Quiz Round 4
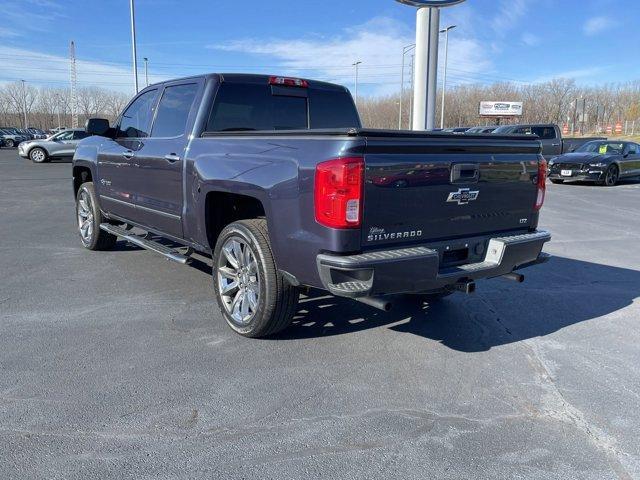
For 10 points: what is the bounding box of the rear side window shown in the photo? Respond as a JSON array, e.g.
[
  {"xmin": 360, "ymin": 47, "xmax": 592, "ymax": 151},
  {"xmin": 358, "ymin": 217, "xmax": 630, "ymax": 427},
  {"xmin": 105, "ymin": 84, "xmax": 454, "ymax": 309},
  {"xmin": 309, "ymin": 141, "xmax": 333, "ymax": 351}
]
[
  {"xmin": 152, "ymin": 83, "xmax": 199, "ymax": 137},
  {"xmin": 118, "ymin": 89, "xmax": 157, "ymax": 138},
  {"xmin": 532, "ymin": 126, "xmax": 556, "ymax": 139},
  {"xmin": 207, "ymin": 83, "xmax": 307, "ymax": 132}
]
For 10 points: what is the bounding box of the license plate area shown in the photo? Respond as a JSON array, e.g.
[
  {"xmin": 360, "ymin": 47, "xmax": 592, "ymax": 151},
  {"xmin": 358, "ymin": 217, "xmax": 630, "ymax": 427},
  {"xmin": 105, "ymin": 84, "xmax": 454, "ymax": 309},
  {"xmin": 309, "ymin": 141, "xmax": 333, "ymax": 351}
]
[{"xmin": 561, "ymin": 169, "xmax": 572, "ymax": 177}]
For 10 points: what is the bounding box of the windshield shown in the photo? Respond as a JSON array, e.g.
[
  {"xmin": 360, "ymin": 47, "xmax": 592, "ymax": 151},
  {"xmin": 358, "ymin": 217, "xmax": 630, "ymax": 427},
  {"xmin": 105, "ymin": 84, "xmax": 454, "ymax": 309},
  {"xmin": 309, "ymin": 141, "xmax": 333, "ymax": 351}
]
[{"xmin": 577, "ymin": 141, "xmax": 625, "ymax": 154}]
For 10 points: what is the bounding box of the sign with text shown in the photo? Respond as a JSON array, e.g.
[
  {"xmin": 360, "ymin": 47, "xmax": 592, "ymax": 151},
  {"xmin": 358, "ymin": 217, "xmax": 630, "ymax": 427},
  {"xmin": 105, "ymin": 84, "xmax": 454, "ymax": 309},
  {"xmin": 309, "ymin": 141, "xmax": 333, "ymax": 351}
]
[{"xmin": 479, "ymin": 101, "xmax": 523, "ymax": 117}]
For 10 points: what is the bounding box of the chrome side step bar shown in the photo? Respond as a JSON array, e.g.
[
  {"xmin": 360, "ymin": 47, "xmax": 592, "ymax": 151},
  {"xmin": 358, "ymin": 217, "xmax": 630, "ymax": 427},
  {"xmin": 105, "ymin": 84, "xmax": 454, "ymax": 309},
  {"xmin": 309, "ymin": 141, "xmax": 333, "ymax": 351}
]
[{"xmin": 99, "ymin": 223, "xmax": 191, "ymax": 265}]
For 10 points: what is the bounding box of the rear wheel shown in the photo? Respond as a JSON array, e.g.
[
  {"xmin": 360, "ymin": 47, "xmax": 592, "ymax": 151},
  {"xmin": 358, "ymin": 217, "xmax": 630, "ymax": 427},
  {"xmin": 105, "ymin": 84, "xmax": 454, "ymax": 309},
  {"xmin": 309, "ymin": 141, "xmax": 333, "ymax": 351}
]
[
  {"xmin": 213, "ymin": 219, "xmax": 299, "ymax": 338},
  {"xmin": 76, "ymin": 182, "xmax": 117, "ymax": 250},
  {"xmin": 603, "ymin": 165, "xmax": 619, "ymax": 186},
  {"xmin": 550, "ymin": 179, "xmax": 564, "ymax": 184},
  {"xmin": 29, "ymin": 147, "xmax": 48, "ymax": 163}
]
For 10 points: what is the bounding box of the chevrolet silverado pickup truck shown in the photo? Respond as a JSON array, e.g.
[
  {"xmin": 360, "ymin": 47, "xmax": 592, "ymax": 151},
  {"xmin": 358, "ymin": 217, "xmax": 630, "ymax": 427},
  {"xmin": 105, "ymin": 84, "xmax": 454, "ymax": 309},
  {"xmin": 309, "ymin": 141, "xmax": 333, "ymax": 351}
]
[{"xmin": 73, "ymin": 73, "xmax": 551, "ymax": 338}]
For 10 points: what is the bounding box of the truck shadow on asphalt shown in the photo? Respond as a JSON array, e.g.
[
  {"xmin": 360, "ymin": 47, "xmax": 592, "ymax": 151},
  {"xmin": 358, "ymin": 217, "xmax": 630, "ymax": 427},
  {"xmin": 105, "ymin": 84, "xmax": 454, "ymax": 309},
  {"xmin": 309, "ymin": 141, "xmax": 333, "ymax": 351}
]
[{"xmin": 276, "ymin": 256, "xmax": 640, "ymax": 352}]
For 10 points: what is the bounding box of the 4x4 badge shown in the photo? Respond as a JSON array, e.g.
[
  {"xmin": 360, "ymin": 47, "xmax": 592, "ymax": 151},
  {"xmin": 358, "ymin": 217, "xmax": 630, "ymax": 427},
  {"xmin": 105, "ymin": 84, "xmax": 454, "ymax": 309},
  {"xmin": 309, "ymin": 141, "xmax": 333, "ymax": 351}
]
[{"xmin": 447, "ymin": 188, "xmax": 479, "ymax": 205}]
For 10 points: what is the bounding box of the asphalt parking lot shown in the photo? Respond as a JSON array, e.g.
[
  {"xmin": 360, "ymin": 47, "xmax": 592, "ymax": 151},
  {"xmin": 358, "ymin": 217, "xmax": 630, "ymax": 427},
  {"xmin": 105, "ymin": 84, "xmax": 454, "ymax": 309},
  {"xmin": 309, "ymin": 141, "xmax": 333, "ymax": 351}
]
[{"xmin": 1, "ymin": 148, "xmax": 640, "ymax": 480}]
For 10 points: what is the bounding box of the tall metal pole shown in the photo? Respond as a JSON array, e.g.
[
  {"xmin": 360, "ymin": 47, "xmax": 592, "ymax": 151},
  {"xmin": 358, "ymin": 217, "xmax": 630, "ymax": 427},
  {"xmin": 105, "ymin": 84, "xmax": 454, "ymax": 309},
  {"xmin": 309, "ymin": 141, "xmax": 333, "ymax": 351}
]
[
  {"xmin": 130, "ymin": 0, "xmax": 139, "ymax": 94},
  {"xmin": 439, "ymin": 25, "xmax": 456, "ymax": 129},
  {"xmin": 399, "ymin": 44, "xmax": 415, "ymax": 130},
  {"xmin": 54, "ymin": 93, "xmax": 61, "ymax": 128},
  {"xmin": 143, "ymin": 57, "xmax": 149, "ymax": 87},
  {"xmin": 412, "ymin": 7, "xmax": 440, "ymax": 130},
  {"xmin": 353, "ymin": 61, "xmax": 362, "ymax": 106},
  {"xmin": 21, "ymin": 80, "xmax": 28, "ymax": 128},
  {"xmin": 409, "ymin": 54, "xmax": 415, "ymax": 126}
]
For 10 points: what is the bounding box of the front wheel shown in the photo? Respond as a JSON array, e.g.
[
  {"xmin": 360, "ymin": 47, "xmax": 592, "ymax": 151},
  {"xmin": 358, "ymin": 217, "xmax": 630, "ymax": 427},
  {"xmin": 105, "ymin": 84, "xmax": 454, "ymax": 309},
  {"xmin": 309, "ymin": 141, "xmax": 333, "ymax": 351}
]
[
  {"xmin": 6, "ymin": 139, "xmax": 15, "ymax": 148},
  {"xmin": 76, "ymin": 183, "xmax": 117, "ymax": 250},
  {"xmin": 603, "ymin": 165, "xmax": 619, "ymax": 186},
  {"xmin": 212, "ymin": 219, "xmax": 299, "ymax": 338},
  {"xmin": 29, "ymin": 147, "xmax": 48, "ymax": 163}
]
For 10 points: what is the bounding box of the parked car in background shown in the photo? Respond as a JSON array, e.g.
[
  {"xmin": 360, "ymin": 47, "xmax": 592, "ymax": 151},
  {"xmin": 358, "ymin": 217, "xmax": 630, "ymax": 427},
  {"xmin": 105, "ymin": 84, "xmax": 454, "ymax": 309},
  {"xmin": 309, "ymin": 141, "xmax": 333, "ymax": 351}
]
[
  {"xmin": 443, "ymin": 127, "xmax": 471, "ymax": 134},
  {"xmin": 27, "ymin": 128, "xmax": 48, "ymax": 139},
  {"xmin": 492, "ymin": 124, "xmax": 605, "ymax": 159},
  {"xmin": 18, "ymin": 128, "xmax": 90, "ymax": 163},
  {"xmin": 548, "ymin": 140, "xmax": 640, "ymax": 186},
  {"xmin": 72, "ymin": 73, "xmax": 550, "ymax": 338},
  {"xmin": 49, "ymin": 126, "xmax": 68, "ymax": 135},
  {"xmin": 0, "ymin": 128, "xmax": 28, "ymax": 147},
  {"xmin": 466, "ymin": 126, "xmax": 497, "ymax": 134}
]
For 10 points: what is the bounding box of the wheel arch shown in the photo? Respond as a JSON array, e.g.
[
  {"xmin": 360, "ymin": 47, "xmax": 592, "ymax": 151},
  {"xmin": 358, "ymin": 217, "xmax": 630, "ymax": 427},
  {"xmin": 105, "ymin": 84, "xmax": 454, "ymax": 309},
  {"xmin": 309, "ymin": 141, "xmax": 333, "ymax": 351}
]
[{"xmin": 73, "ymin": 162, "xmax": 95, "ymax": 197}]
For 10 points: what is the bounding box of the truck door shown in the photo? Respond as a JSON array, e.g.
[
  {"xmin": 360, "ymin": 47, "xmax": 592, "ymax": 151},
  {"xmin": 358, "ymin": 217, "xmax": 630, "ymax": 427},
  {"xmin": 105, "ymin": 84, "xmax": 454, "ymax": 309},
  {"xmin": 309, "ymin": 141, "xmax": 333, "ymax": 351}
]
[
  {"xmin": 124, "ymin": 80, "xmax": 201, "ymax": 238},
  {"xmin": 96, "ymin": 88, "xmax": 159, "ymax": 221},
  {"xmin": 532, "ymin": 126, "xmax": 561, "ymax": 158}
]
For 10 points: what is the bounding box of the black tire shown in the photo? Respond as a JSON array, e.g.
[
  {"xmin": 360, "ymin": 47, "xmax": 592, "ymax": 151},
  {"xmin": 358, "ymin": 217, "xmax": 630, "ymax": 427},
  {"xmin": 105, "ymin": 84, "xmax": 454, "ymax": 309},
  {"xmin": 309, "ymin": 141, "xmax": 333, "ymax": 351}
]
[
  {"xmin": 29, "ymin": 147, "xmax": 48, "ymax": 163},
  {"xmin": 603, "ymin": 165, "xmax": 619, "ymax": 187},
  {"xmin": 212, "ymin": 219, "xmax": 299, "ymax": 338},
  {"xmin": 6, "ymin": 139, "xmax": 15, "ymax": 148},
  {"xmin": 76, "ymin": 182, "xmax": 117, "ymax": 251},
  {"xmin": 550, "ymin": 179, "xmax": 564, "ymax": 184}
]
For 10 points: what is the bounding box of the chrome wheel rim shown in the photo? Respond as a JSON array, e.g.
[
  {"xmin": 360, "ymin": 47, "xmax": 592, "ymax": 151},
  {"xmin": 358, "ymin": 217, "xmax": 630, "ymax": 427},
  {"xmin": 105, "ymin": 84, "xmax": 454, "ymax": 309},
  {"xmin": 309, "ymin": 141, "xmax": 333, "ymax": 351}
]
[
  {"xmin": 31, "ymin": 149, "xmax": 45, "ymax": 162},
  {"xmin": 217, "ymin": 237, "xmax": 260, "ymax": 325},
  {"xmin": 77, "ymin": 190, "xmax": 94, "ymax": 244}
]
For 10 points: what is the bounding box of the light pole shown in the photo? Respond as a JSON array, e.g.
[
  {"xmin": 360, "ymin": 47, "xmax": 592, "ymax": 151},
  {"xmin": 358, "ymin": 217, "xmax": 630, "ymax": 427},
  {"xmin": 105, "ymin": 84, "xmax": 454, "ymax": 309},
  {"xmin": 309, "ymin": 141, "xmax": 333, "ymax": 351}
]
[
  {"xmin": 352, "ymin": 61, "xmax": 362, "ymax": 106},
  {"xmin": 143, "ymin": 57, "xmax": 149, "ymax": 87},
  {"xmin": 439, "ymin": 24, "xmax": 456, "ymax": 129},
  {"xmin": 130, "ymin": 0, "xmax": 139, "ymax": 93},
  {"xmin": 395, "ymin": 0, "xmax": 466, "ymax": 130},
  {"xmin": 21, "ymin": 79, "xmax": 28, "ymax": 129},
  {"xmin": 399, "ymin": 43, "xmax": 416, "ymax": 130}
]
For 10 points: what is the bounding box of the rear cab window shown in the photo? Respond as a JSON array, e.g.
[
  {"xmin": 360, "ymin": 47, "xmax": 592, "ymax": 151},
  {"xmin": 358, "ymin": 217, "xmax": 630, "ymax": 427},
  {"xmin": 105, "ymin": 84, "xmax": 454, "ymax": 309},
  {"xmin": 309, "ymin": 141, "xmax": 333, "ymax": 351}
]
[{"xmin": 205, "ymin": 79, "xmax": 361, "ymax": 132}]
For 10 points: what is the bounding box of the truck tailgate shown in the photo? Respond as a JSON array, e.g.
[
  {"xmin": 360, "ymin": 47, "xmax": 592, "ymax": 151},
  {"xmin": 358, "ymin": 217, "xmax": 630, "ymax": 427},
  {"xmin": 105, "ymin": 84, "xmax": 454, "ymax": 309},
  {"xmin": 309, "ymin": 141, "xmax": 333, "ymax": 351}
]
[{"xmin": 362, "ymin": 136, "xmax": 542, "ymax": 246}]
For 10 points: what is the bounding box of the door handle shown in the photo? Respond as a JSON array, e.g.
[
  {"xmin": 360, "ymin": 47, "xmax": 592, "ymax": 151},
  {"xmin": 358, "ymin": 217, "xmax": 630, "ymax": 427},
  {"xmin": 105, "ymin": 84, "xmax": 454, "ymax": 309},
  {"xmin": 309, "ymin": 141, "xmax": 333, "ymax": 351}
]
[
  {"xmin": 551, "ymin": 143, "xmax": 560, "ymax": 147},
  {"xmin": 122, "ymin": 150, "xmax": 134, "ymax": 160},
  {"xmin": 164, "ymin": 153, "xmax": 181, "ymax": 163}
]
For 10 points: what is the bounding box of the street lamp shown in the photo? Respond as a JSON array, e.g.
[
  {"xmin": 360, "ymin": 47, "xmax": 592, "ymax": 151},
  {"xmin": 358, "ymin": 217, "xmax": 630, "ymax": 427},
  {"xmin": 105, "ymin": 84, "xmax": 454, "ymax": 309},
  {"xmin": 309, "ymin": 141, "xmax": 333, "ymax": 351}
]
[
  {"xmin": 439, "ymin": 24, "xmax": 456, "ymax": 129},
  {"xmin": 399, "ymin": 43, "xmax": 416, "ymax": 130},
  {"xmin": 129, "ymin": 0, "xmax": 139, "ymax": 93},
  {"xmin": 395, "ymin": 0, "xmax": 466, "ymax": 130},
  {"xmin": 143, "ymin": 57, "xmax": 149, "ymax": 87},
  {"xmin": 352, "ymin": 61, "xmax": 363, "ymax": 106}
]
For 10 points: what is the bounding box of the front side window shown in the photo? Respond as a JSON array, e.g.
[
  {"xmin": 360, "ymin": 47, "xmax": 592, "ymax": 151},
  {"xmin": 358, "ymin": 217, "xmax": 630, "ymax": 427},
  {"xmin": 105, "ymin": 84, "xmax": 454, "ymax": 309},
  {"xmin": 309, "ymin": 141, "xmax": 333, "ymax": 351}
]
[
  {"xmin": 152, "ymin": 83, "xmax": 199, "ymax": 138},
  {"xmin": 55, "ymin": 131, "xmax": 74, "ymax": 141},
  {"xmin": 118, "ymin": 89, "xmax": 158, "ymax": 138},
  {"xmin": 532, "ymin": 127, "xmax": 556, "ymax": 139}
]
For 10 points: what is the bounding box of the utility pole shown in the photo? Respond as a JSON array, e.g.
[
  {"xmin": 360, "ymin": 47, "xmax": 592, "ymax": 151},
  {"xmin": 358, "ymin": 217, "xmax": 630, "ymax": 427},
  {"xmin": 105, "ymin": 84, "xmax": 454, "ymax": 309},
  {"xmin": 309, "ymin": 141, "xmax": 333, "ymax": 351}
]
[
  {"xmin": 409, "ymin": 54, "xmax": 415, "ymax": 126},
  {"xmin": 130, "ymin": 0, "xmax": 139, "ymax": 93},
  {"xmin": 69, "ymin": 41, "xmax": 78, "ymax": 128},
  {"xmin": 399, "ymin": 44, "xmax": 416, "ymax": 130},
  {"xmin": 143, "ymin": 57, "xmax": 149, "ymax": 87},
  {"xmin": 20, "ymin": 80, "xmax": 28, "ymax": 129},
  {"xmin": 439, "ymin": 25, "xmax": 456, "ymax": 129},
  {"xmin": 352, "ymin": 61, "xmax": 362, "ymax": 106}
]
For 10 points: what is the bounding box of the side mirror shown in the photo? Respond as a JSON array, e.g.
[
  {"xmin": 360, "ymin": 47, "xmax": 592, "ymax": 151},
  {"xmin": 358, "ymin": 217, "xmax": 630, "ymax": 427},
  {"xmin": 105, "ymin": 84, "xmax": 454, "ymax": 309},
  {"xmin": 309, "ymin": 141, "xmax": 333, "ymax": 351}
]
[
  {"xmin": 570, "ymin": 147, "xmax": 576, "ymax": 152},
  {"xmin": 85, "ymin": 118, "xmax": 110, "ymax": 137}
]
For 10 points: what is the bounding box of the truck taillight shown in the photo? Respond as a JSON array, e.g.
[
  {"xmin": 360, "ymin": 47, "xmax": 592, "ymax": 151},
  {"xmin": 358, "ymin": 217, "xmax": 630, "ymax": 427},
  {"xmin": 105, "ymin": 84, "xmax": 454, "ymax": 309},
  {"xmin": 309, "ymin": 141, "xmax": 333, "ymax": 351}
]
[
  {"xmin": 269, "ymin": 76, "xmax": 308, "ymax": 88},
  {"xmin": 315, "ymin": 157, "xmax": 364, "ymax": 229},
  {"xmin": 534, "ymin": 159, "xmax": 547, "ymax": 211}
]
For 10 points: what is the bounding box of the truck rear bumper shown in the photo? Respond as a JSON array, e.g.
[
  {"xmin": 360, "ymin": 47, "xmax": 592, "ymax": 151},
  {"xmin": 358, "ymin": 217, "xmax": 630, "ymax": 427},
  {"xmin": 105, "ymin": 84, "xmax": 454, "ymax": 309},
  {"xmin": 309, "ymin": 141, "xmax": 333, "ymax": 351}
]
[{"xmin": 316, "ymin": 230, "xmax": 551, "ymax": 298}]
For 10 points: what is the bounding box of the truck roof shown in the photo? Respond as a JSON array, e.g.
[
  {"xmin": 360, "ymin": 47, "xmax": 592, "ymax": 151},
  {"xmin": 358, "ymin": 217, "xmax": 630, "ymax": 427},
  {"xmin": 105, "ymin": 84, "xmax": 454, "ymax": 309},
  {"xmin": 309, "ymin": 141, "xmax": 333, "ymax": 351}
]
[{"xmin": 147, "ymin": 73, "xmax": 349, "ymax": 92}]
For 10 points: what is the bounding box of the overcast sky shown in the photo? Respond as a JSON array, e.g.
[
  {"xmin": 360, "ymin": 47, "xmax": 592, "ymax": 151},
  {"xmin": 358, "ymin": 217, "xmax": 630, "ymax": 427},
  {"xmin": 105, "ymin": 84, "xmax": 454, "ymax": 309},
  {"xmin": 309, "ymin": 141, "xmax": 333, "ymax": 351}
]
[{"xmin": 1, "ymin": 0, "xmax": 638, "ymax": 96}]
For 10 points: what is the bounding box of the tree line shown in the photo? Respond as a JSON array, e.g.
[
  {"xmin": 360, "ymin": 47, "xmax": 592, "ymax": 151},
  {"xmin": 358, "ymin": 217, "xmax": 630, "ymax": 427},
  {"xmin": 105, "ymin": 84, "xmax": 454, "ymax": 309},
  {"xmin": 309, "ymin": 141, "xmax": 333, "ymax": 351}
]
[{"xmin": 1, "ymin": 78, "xmax": 639, "ymax": 133}]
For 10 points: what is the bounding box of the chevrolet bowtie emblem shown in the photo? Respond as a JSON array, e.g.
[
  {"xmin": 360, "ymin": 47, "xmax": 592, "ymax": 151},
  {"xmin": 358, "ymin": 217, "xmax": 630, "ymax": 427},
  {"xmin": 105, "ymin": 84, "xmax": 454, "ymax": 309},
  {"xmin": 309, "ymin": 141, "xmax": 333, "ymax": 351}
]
[{"xmin": 447, "ymin": 188, "xmax": 479, "ymax": 205}]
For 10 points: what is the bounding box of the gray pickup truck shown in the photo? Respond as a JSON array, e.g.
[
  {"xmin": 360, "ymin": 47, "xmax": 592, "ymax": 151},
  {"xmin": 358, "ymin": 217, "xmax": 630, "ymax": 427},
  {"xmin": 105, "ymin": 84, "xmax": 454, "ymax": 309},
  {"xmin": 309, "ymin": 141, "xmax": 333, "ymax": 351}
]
[
  {"xmin": 73, "ymin": 73, "xmax": 550, "ymax": 338},
  {"xmin": 493, "ymin": 124, "xmax": 605, "ymax": 159}
]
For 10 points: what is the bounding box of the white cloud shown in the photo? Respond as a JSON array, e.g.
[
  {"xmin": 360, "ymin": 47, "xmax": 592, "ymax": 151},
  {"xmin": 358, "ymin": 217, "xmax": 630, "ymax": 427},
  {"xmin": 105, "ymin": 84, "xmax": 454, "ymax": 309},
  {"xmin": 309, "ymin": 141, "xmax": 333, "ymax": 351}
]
[
  {"xmin": 521, "ymin": 33, "xmax": 540, "ymax": 47},
  {"xmin": 491, "ymin": 0, "xmax": 528, "ymax": 35},
  {"xmin": 0, "ymin": 27, "xmax": 21, "ymax": 38},
  {"xmin": 0, "ymin": 46, "xmax": 161, "ymax": 93},
  {"xmin": 532, "ymin": 67, "xmax": 608, "ymax": 84},
  {"xmin": 209, "ymin": 16, "xmax": 492, "ymax": 96},
  {"xmin": 583, "ymin": 16, "xmax": 615, "ymax": 36}
]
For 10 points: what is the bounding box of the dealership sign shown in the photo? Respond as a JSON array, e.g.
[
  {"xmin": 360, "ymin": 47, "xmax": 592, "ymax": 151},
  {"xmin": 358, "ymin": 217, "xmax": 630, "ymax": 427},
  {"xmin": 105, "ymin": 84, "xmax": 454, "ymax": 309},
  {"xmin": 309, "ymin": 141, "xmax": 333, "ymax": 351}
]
[
  {"xmin": 395, "ymin": 0, "xmax": 466, "ymax": 6},
  {"xmin": 479, "ymin": 101, "xmax": 523, "ymax": 117}
]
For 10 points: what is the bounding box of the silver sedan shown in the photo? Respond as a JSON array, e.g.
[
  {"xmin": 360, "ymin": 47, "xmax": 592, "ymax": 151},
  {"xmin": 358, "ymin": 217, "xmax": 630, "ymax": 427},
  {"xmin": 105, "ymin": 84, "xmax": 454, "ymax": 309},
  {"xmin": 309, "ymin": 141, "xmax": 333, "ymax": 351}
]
[{"xmin": 18, "ymin": 129, "xmax": 91, "ymax": 163}]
